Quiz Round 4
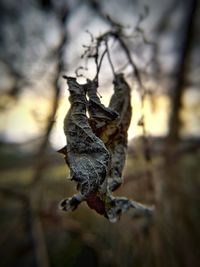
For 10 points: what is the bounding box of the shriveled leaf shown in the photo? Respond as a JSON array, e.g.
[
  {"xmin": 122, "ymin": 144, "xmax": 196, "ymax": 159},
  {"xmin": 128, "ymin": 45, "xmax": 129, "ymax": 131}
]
[
  {"xmin": 85, "ymin": 78, "xmax": 118, "ymax": 131},
  {"xmin": 107, "ymin": 73, "xmax": 132, "ymax": 191},
  {"xmin": 63, "ymin": 77, "xmax": 110, "ymax": 197},
  {"xmin": 60, "ymin": 75, "xmax": 153, "ymax": 222},
  {"xmin": 105, "ymin": 196, "xmax": 153, "ymax": 222}
]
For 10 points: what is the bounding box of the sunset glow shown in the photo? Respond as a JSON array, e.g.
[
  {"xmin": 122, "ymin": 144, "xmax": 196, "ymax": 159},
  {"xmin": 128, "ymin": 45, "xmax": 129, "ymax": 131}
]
[{"xmin": 1, "ymin": 85, "xmax": 199, "ymax": 150}]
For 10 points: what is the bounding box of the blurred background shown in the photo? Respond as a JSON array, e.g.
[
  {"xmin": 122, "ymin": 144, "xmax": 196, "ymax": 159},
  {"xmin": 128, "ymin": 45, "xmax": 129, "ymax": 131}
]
[{"xmin": 0, "ymin": 0, "xmax": 200, "ymax": 266}]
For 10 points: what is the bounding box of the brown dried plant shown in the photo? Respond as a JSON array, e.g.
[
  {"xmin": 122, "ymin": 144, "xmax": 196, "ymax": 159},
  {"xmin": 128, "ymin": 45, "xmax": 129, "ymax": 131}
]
[{"xmin": 58, "ymin": 26, "xmax": 153, "ymax": 222}]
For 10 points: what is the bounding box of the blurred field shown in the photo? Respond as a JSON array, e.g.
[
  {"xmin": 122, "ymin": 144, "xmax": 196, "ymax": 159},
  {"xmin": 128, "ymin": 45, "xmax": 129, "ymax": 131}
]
[{"xmin": 0, "ymin": 138, "xmax": 200, "ymax": 267}]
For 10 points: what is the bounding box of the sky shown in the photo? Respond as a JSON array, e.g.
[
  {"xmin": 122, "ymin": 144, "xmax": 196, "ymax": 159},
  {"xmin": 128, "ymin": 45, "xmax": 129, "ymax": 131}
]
[{"xmin": 0, "ymin": 0, "xmax": 199, "ymax": 148}]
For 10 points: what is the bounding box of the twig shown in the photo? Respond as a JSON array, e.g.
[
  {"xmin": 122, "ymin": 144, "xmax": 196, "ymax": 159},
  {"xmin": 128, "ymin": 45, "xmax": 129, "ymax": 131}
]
[
  {"xmin": 94, "ymin": 48, "xmax": 107, "ymax": 82},
  {"xmin": 105, "ymin": 39, "xmax": 115, "ymax": 77},
  {"xmin": 31, "ymin": 8, "xmax": 68, "ymax": 185}
]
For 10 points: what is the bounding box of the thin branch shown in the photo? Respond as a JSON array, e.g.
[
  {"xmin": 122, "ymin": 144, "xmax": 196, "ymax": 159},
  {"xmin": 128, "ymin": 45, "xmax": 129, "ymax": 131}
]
[
  {"xmin": 94, "ymin": 48, "xmax": 107, "ymax": 82},
  {"xmin": 113, "ymin": 32, "xmax": 143, "ymax": 88},
  {"xmin": 31, "ymin": 10, "xmax": 68, "ymax": 185},
  {"xmin": 105, "ymin": 39, "xmax": 115, "ymax": 77}
]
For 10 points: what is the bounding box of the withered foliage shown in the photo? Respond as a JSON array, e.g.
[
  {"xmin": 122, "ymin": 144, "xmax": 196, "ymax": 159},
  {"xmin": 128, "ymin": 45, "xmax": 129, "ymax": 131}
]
[
  {"xmin": 62, "ymin": 77, "xmax": 109, "ymax": 198},
  {"xmin": 86, "ymin": 78, "xmax": 118, "ymax": 132},
  {"xmin": 58, "ymin": 24, "xmax": 153, "ymax": 222},
  {"xmin": 59, "ymin": 75, "xmax": 152, "ymax": 222}
]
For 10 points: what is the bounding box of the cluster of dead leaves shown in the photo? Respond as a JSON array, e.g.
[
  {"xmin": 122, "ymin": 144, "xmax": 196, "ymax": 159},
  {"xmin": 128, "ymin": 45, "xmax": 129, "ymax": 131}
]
[{"xmin": 59, "ymin": 74, "xmax": 152, "ymax": 222}]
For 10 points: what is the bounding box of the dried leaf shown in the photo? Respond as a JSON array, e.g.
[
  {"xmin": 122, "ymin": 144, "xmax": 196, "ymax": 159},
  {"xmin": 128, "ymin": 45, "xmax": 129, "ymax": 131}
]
[
  {"xmin": 63, "ymin": 77, "xmax": 110, "ymax": 197},
  {"xmin": 59, "ymin": 75, "xmax": 153, "ymax": 222},
  {"xmin": 105, "ymin": 196, "xmax": 153, "ymax": 222},
  {"xmin": 107, "ymin": 73, "xmax": 132, "ymax": 191},
  {"xmin": 85, "ymin": 79, "xmax": 118, "ymax": 130}
]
